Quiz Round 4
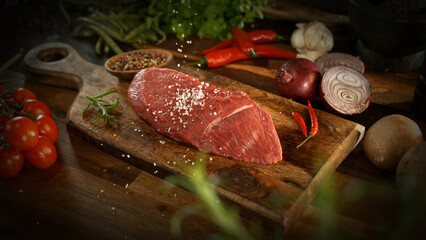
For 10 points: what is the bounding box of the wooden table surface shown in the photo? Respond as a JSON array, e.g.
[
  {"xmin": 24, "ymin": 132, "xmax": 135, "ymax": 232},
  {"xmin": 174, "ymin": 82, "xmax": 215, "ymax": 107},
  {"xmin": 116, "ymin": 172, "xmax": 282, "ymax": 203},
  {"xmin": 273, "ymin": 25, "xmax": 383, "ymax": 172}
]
[{"xmin": 1, "ymin": 1, "xmax": 425, "ymax": 239}]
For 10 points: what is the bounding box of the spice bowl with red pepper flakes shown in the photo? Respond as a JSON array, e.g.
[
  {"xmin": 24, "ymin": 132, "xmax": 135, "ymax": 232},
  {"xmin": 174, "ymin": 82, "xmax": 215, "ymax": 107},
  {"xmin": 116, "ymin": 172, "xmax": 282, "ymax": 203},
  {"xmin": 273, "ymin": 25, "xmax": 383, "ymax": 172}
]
[{"xmin": 105, "ymin": 49, "xmax": 173, "ymax": 80}]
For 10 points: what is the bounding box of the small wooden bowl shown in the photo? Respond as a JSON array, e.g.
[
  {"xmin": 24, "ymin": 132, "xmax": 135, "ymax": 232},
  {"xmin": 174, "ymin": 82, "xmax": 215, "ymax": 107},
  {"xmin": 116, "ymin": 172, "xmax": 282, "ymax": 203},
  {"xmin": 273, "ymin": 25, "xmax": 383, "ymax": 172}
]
[{"xmin": 105, "ymin": 49, "xmax": 173, "ymax": 80}]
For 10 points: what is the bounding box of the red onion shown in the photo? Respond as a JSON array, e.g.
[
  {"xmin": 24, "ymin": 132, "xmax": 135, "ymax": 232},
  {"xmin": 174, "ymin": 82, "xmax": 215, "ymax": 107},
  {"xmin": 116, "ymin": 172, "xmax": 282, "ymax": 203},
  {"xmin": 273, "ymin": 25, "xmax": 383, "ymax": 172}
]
[
  {"xmin": 320, "ymin": 66, "xmax": 371, "ymax": 116},
  {"xmin": 275, "ymin": 58, "xmax": 321, "ymax": 102},
  {"xmin": 314, "ymin": 52, "xmax": 365, "ymax": 74}
]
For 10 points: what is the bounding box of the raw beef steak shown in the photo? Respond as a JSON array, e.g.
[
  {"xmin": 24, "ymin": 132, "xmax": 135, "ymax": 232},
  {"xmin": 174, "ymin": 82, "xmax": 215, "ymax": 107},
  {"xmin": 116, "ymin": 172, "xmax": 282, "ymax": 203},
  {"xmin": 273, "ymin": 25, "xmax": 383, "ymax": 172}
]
[{"xmin": 128, "ymin": 68, "xmax": 283, "ymax": 164}]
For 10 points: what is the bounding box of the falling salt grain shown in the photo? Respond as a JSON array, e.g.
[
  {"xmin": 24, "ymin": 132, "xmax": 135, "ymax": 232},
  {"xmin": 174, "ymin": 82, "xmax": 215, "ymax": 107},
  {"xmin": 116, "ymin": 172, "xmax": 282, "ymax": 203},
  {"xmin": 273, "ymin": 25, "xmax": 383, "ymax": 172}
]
[
  {"xmin": 153, "ymin": 162, "xmax": 157, "ymax": 166},
  {"xmin": 18, "ymin": 189, "xmax": 23, "ymax": 193},
  {"xmin": 122, "ymin": 154, "xmax": 125, "ymax": 157},
  {"xmin": 112, "ymin": 206, "xmax": 116, "ymax": 211},
  {"xmin": 127, "ymin": 154, "xmax": 130, "ymax": 158},
  {"xmin": 154, "ymin": 170, "xmax": 158, "ymax": 174},
  {"xmin": 177, "ymin": 63, "xmax": 181, "ymax": 67},
  {"xmin": 100, "ymin": 189, "xmax": 104, "ymax": 193},
  {"xmin": 125, "ymin": 183, "xmax": 129, "ymax": 188},
  {"xmin": 159, "ymin": 140, "xmax": 166, "ymax": 144}
]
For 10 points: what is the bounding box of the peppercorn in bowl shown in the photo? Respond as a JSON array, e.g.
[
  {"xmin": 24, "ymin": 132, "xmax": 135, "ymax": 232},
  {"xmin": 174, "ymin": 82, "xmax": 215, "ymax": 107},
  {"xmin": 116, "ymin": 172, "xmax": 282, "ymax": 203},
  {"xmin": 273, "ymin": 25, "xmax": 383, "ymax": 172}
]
[{"xmin": 105, "ymin": 49, "xmax": 173, "ymax": 80}]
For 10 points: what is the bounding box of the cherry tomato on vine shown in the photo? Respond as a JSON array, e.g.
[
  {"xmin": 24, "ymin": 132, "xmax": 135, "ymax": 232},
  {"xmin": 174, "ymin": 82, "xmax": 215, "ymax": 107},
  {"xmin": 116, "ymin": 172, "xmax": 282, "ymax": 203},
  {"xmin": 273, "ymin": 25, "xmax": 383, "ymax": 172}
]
[
  {"xmin": 0, "ymin": 85, "xmax": 8, "ymax": 97},
  {"xmin": 12, "ymin": 88, "xmax": 37, "ymax": 105},
  {"xmin": 0, "ymin": 149, "xmax": 24, "ymax": 178},
  {"xmin": 34, "ymin": 115, "xmax": 58, "ymax": 143},
  {"xmin": 24, "ymin": 135, "xmax": 57, "ymax": 169},
  {"xmin": 22, "ymin": 99, "xmax": 52, "ymax": 117},
  {"xmin": 0, "ymin": 115, "xmax": 10, "ymax": 134},
  {"xmin": 4, "ymin": 116, "xmax": 39, "ymax": 151}
]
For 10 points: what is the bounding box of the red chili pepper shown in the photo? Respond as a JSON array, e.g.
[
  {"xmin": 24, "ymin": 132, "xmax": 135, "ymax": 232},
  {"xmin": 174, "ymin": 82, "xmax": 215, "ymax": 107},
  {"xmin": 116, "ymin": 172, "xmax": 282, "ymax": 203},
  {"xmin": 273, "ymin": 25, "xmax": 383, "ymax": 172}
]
[
  {"xmin": 202, "ymin": 30, "xmax": 282, "ymax": 55},
  {"xmin": 256, "ymin": 45, "xmax": 296, "ymax": 59},
  {"xmin": 285, "ymin": 98, "xmax": 308, "ymax": 137},
  {"xmin": 230, "ymin": 28, "xmax": 257, "ymax": 57},
  {"xmin": 297, "ymin": 100, "xmax": 318, "ymax": 148},
  {"xmin": 189, "ymin": 45, "xmax": 296, "ymax": 68}
]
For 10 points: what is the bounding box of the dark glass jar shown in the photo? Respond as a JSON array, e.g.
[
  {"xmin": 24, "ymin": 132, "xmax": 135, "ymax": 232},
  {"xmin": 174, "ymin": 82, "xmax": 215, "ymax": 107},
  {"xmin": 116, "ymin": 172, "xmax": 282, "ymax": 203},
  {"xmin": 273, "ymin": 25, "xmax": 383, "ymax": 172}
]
[{"xmin": 412, "ymin": 59, "xmax": 426, "ymax": 120}]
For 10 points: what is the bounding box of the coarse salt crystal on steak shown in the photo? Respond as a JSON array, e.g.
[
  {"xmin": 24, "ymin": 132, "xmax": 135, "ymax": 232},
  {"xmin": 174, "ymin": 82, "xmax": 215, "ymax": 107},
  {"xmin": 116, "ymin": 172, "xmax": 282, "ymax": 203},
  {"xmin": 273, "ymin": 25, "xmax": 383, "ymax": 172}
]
[{"xmin": 128, "ymin": 68, "xmax": 282, "ymax": 164}]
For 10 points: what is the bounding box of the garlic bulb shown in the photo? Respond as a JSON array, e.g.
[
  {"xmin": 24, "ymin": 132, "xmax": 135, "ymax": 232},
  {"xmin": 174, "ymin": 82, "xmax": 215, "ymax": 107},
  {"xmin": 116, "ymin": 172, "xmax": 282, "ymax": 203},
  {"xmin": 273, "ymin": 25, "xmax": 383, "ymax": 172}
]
[
  {"xmin": 296, "ymin": 51, "xmax": 327, "ymax": 62},
  {"xmin": 291, "ymin": 21, "xmax": 334, "ymax": 61}
]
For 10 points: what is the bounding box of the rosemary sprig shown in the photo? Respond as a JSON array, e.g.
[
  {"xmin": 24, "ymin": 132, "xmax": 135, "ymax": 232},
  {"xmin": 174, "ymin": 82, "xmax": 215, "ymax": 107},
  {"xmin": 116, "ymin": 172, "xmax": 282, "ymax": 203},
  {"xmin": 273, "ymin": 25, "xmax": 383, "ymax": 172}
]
[{"xmin": 82, "ymin": 90, "xmax": 119, "ymax": 124}]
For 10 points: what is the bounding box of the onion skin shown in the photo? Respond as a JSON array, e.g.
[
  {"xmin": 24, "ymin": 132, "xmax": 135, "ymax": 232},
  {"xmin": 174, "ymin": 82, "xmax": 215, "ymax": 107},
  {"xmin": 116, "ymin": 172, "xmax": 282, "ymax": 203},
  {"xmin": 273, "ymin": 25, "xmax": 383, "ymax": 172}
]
[
  {"xmin": 320, "ymin": 66, "xmax": 371, "ymax": 116},
  {"xmin": 314, "ymin": 52, "xmax": 365, "ymax": 74},
  {"xmin": 275, "ymin": 58, "xmax": 321, "ymax": 102}
]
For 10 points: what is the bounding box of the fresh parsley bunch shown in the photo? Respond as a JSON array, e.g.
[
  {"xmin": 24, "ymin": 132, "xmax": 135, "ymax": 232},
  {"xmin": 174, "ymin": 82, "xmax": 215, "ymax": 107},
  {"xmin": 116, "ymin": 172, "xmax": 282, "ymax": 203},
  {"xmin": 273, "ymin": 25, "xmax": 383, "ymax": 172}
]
[{"xmin": 150, "ymin": 0, "xmax": 273, "ymax": 40}]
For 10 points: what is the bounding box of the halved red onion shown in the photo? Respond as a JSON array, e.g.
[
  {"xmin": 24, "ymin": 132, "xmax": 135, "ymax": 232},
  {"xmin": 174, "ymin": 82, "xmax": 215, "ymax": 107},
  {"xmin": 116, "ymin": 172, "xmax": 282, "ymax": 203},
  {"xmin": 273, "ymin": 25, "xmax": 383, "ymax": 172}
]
[
  {"xmin": 315, "ymin": 52, "xmax": 365, "ymax": 74},
  {"xmin": 320, "ymin": 66, "xmax": 371, "ymax": 116}
]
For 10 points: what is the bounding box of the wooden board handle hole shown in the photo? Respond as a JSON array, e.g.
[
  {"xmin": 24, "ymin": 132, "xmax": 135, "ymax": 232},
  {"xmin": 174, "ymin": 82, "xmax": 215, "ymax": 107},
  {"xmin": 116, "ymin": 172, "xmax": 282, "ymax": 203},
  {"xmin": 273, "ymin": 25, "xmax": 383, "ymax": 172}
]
[{"xmin": 36, "ymin": 47, "xmax": 69, "ymax": 62}]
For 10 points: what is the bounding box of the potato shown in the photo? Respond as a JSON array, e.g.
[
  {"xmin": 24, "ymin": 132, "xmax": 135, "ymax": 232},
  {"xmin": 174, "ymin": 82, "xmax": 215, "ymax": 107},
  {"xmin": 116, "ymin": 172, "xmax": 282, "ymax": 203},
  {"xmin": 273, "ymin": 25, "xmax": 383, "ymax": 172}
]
[
  {"xmin": 396, "ymin": 142, "xmax": 426, "ymax": 191},
  {"xmin": 363, "ymin": 114, "xmax": 423, "ymax": 171}
]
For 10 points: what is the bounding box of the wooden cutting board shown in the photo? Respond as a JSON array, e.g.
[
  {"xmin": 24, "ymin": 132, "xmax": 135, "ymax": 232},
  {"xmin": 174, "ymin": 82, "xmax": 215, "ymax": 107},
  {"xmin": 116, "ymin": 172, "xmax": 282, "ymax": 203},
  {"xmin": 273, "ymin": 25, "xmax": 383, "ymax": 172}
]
[{"xmin": 23, "ymin": 42, "xmax": 365, "ymax": 233}]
